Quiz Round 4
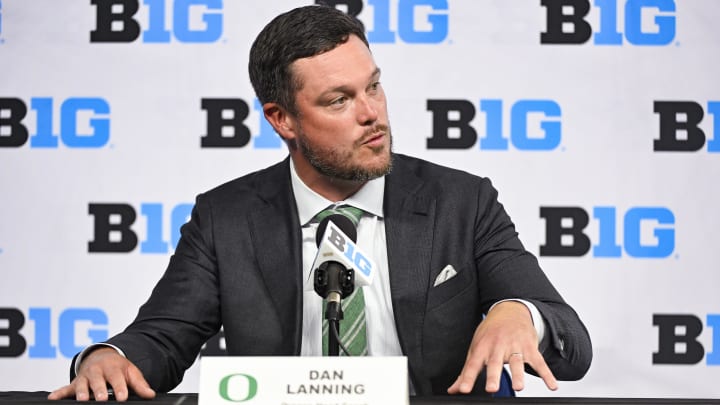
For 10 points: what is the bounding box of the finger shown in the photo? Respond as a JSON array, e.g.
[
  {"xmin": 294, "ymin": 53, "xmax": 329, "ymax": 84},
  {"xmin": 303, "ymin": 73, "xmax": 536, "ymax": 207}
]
[
  {"xmin": 538, "ymin": 365, "xmax": 558, "ymax": 390},
  {"xmin": 126, "ymin": 365, "xmax": 156, "ymax": 399},
  {"xmin": 447, "ymin": 353, "xmax": 486, "ymax": 394},
  {"xmin": 527, "ymin": 353, "xmax": 558, "ymax": 391},
  {"xmin": 47, "ymin": 384, "xmax": 79, "ymax": 401},
  {"xmin": 447, "ymin": 377, "xmax": 463, "ymax": 394},
  {"xmin": 87, "ymin": 373, "xmax": 111, "ymax": 402},
  {"xmin": 70, "ymin": 377, "xmax": 92, "ymax": 402},
  {"xmin": 106, "ymin": 370, "xmax": 131, "ymax": 402},
  {"xmin": 508, "ymin": 352, "xmax": 526, "ymax": 391},
  {"xmin": 483, "ymin": 353, "xmax": 505, "ymax": 393}
]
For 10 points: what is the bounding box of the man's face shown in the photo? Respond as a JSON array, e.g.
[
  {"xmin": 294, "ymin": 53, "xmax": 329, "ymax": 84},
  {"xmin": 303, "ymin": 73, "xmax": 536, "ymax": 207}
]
[{"xmin": 288, "ymin": 35, "xmax": 392, "ymax": 182}]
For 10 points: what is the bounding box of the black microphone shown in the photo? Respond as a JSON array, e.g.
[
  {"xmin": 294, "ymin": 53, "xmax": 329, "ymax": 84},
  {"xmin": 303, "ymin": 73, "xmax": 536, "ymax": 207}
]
[
  {"xmin": 313, "ymin": 214, "xmax": 357, "ymax": 306},
  {"xmin": 313, "ymin": 213, "xmax": 357, "ymax": 356},
  {"xmin": 315, "ymin": 213, "xmax": 357, "ymax": 246}
]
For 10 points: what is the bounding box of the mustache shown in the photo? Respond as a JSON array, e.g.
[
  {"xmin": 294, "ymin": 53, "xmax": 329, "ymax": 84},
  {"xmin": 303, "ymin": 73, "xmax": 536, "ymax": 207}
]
[{"xmin": 358, "ymin": 124, "xmax": 390, "ymax": 145}]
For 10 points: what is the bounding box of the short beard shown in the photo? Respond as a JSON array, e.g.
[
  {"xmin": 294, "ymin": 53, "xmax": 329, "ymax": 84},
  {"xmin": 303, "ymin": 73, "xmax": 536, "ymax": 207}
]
[{"xmin": 298, "ymin": 125, "xmax": 393, "ymax": 182}]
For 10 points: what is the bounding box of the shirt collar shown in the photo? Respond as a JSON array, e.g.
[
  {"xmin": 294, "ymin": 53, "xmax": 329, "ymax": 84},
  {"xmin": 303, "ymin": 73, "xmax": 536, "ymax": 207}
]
[{"xmin": 290, "ymin": 159, "xmax": 385, "ymax": 226}]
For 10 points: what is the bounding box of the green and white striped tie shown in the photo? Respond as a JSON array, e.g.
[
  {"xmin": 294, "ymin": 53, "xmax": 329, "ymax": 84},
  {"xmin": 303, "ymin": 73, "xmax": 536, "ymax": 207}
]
[{"xmin": 315, "ymin": 205, "xmax": 368, "ymax": 356}]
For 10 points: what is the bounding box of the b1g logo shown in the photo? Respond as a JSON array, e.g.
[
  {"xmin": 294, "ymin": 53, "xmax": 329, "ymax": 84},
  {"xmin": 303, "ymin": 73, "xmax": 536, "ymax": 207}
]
[
  {"xmin": 0, "ymin": 97, "xmax": 110, "ymax": 148},
  {"xmin": 88, "ymin": 202, "xmax": 193, "ymax": 253},
  {"xmin": 318, "ymin": 0, "xmax": 449, "ymax": 44},
  {"xmin": 654, "ymin": 101, "xmax": 720, "ymax": 152},
  {"xmin": 541, "ymin": 0, "xmax": 676, "ymax": 45},
  {"xmin": 654, "ymin": 314, "xmax": 719, "ymax": 365},
  {"xmin": 201, "ymin": 98, "xmax": 281, "ymax": 149},
  {"xmin": 426, "ymin": 99, "xmax": 562, "ymax": 151},
  {"xmin": 540, "ymin": 206, "xmax": 675, "ymax": 258},
  {"xmin": 0, "ymin": 308, "xmax": 108, "ymax": 358},
  {"xmin": 90, "ymin": 0, "xmax": 223, "ymax": 43}
]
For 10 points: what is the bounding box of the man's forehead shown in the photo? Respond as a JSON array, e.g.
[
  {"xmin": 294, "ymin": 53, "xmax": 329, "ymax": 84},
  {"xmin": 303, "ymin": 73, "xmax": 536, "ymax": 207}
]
[{"xmin": 291, "ymin": 39, "xmax": 376, "ymax": 80}]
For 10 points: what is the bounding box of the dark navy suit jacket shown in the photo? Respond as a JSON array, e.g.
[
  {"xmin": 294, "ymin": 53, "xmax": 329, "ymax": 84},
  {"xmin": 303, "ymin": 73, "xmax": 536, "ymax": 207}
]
[{"xmin": 84, "ymin": 154, "xmax": 591, "ymax": 395}]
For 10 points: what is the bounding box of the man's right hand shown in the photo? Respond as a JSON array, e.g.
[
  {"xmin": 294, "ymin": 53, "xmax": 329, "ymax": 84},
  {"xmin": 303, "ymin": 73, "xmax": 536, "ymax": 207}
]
[{"xmin": 47, "ymin": 347, "xmax": 156, "ymax": 402}]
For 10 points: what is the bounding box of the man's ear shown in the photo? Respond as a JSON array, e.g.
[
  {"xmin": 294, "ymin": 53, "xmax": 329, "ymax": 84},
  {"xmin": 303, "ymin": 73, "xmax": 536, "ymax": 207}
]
[{"xmin": 263, "ymin": 103, "xmax": 296, "ymax": 143}]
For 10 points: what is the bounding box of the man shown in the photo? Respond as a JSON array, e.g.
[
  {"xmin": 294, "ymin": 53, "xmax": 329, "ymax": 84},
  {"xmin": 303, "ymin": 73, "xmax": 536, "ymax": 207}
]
[{"xmin": 49, "ymin": 5, "xmax": 591, "ymax": 402}]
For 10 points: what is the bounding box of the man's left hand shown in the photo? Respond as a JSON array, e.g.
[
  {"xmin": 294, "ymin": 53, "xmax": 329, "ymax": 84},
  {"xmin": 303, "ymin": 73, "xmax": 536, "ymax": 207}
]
[{"xmin": 447, "ymin": 300, "xmax": 558, "ymax": 394}]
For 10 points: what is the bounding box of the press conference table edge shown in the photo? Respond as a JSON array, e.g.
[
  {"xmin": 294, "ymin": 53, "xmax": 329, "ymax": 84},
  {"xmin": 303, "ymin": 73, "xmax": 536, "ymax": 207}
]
[{"xmin": 2, "ymin": 392, "xmax": 720, "ymax": 404}]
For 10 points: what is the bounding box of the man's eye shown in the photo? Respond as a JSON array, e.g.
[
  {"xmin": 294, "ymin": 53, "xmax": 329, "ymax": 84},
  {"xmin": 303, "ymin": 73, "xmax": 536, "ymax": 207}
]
[{"xmin": 330, "ymin": 97, "xmax": 347, "ymax": 105}]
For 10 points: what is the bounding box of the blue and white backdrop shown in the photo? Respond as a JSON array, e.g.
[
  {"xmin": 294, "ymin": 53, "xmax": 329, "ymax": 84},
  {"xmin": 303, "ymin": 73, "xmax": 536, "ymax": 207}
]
[{"xmin": 1, "ymin": 0, "xmax": 719, "ymax": 398}]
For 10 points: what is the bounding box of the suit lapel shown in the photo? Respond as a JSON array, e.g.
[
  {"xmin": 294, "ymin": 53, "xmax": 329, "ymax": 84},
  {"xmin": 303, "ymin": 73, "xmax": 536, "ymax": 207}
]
[
  {"xmin": 384, "ymin": 155, "xmax": 435, "ymax": 391},
  {"xmin": 246, "ymin": 158, "xmax": 304, "ymax": 354},
  {"xmin": 241, "ymin": 155, "xmax": 438, "ymax": 363}
]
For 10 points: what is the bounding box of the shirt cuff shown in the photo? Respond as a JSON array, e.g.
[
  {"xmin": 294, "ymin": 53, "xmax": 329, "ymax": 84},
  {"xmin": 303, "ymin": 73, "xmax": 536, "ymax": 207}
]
[{"xmin": 74, "ymin": 343, "xmax": 126, "ymax": 376}]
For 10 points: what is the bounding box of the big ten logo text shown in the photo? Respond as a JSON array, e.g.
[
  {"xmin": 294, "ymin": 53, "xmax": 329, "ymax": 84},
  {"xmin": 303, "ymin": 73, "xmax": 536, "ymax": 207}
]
[
  {"xmin": 426, "ymin": 99, "xmax": 562, "ymax": 151},
  {"xmin": 654, "ymin": 314, "xmax": 719, "ymax": 365},
  {"xmin": 0, "ymin": 308, "xmax": 108, "ymax": 358},
  {"xmin": 90, "ymin": 0, "xmax": 223, "ymax": 43},
  {"xmin": 201, "ymin": 98, "xmax": 281, "ymax": 149},
  {"xmin": 327, "ymin": 226, "xmax": 373, "ymax": 277},
  {"xmin": 541, "ymin": 0, "xmax": 676, "ymax": 45},
  {"xmin": 0, "ymin": 97, "xmax": 110, "ymax": 148},
  {"xmin": 654, "ymin": 101, "xmax": 720, "ymax": 152},
  {"xmin": 540, "ymin": 206, "xmax": 675, "ymax": 258},
  {"xmin": 88, "ymin": 203, "xmax": 193, "ymax": 253},
  {"xmin": 317, "ymin": 0, "xmax": 449, "ymax": 44}
]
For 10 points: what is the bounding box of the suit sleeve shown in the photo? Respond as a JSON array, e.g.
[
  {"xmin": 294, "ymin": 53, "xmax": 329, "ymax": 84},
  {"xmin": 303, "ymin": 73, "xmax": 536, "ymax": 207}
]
[
  {"xmin": 473, "ymin": 178, "xmax": 592, "ymax": 381},
  {"xmin": 104, "ymin": 193, "xmax": 222, "ymax": 392}
]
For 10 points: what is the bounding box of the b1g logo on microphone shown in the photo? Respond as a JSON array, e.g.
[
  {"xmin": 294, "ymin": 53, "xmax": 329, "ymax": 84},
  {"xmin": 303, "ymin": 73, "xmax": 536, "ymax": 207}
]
[
  {"xmin": 309, "ymin": 220, "xmax": 377, "ymax": 291},
  {"xmin": 0, "ymin": 97, "xmax": 111, "ymax": 148},
  {"xmin": 88, "ymin": 202, "xmax": 193, "ymax": 253},
  {"xmin": 201, "ymin": 98, "xmax": 282, "ymax": 149},
  {"xmin": 0, "ymin": 307, "xmax": 108, "ymax": 359},
  {"xmin": 426, "ymin": 99, "xmax": 562, "ymax": 151},
  {"xmin": 540, "ymin": 206, "xmax": 675, "ymax": 258},
  {"xmin": 654, "ymin": 314, "xmax": 720, "ymax": 366},
  {"xmin": 654, "ymin": 101, "xmax": 720, "ymax": 152},
  {"xmin": 318, "ymin": 0, "xmax": 449, "ymax": 44},
  {"xmin": 327, "ymin": 225, "xmax": 372, "ymax": 278},
  {"xmin": 320, "ymin": 221, "xmax": 375, "ymax": 281},
  {"xmin": 541, "ymin": 0, "xmax": 676, "ymax": 46},
  {"xmin": 90, "ymin": 0, "xmax": 223, "ymax": 43}
]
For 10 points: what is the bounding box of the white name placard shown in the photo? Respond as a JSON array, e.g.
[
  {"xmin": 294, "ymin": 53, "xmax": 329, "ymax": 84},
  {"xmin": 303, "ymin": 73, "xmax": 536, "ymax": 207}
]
[{"xmin": 199, "ymin": 356, "xmax": 408, "ymax": 405}]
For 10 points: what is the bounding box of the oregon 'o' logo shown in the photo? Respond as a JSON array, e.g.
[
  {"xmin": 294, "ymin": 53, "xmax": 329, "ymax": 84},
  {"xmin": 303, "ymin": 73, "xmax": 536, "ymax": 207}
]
[{"xmin": 218, "ymin": 373, "xmax": 258, "ymax": 402}]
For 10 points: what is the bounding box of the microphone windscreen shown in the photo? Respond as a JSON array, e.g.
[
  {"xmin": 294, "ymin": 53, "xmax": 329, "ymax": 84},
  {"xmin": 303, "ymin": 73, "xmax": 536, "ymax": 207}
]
[{"xmin": 316, "ymin": 214, "xmax": 358, "ymax": 246}]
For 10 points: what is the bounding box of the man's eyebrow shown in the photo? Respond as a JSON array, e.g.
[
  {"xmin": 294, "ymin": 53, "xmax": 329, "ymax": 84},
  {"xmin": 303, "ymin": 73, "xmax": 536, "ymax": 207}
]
[{"xmin": 319, "ymin": 68, "xmax": 383, "ymax": 98}]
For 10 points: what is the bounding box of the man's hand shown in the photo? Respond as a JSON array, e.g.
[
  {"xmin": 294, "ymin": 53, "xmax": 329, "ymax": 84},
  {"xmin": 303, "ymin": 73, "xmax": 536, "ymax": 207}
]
[
  {"xmin": 47, "ymin": 347, "xmax": 156, "ymax": 402},
  {"xmin": 447, "ymin": 301, "xmax": 558, "ymax": 394}
]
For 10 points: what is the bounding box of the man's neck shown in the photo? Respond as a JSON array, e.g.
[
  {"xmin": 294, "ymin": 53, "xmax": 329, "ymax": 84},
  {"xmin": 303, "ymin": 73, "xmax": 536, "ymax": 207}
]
[{"xmin": 292, "ymin": 158, "xmax": 366, "ymax": 202}]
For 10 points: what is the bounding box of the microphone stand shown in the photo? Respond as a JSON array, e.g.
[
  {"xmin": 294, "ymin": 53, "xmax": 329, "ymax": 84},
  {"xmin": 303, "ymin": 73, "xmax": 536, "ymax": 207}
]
[
  {"xmin": 325, "ymin": 292, "xmax": 342, "ymax": 357},
  {"xmin": 315, "ymin": 262, "xmax": 355, "ymax": 356}
]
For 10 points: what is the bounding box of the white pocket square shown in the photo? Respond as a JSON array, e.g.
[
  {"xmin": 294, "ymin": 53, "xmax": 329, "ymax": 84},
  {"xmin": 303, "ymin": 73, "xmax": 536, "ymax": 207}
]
[{"xmin": 433, "ymin": 264, "xmax": 457, "ymax": 287}]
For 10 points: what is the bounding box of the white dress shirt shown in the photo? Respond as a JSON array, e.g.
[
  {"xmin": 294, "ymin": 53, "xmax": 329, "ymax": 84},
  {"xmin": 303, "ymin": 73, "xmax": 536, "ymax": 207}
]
[
  {"xmin": 289, "ymin": 160, "xmax": 546, "ymax": 358},
  {"xmin": 290, "ymin": 161, "xmax": 404, "ymax": 357}
]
